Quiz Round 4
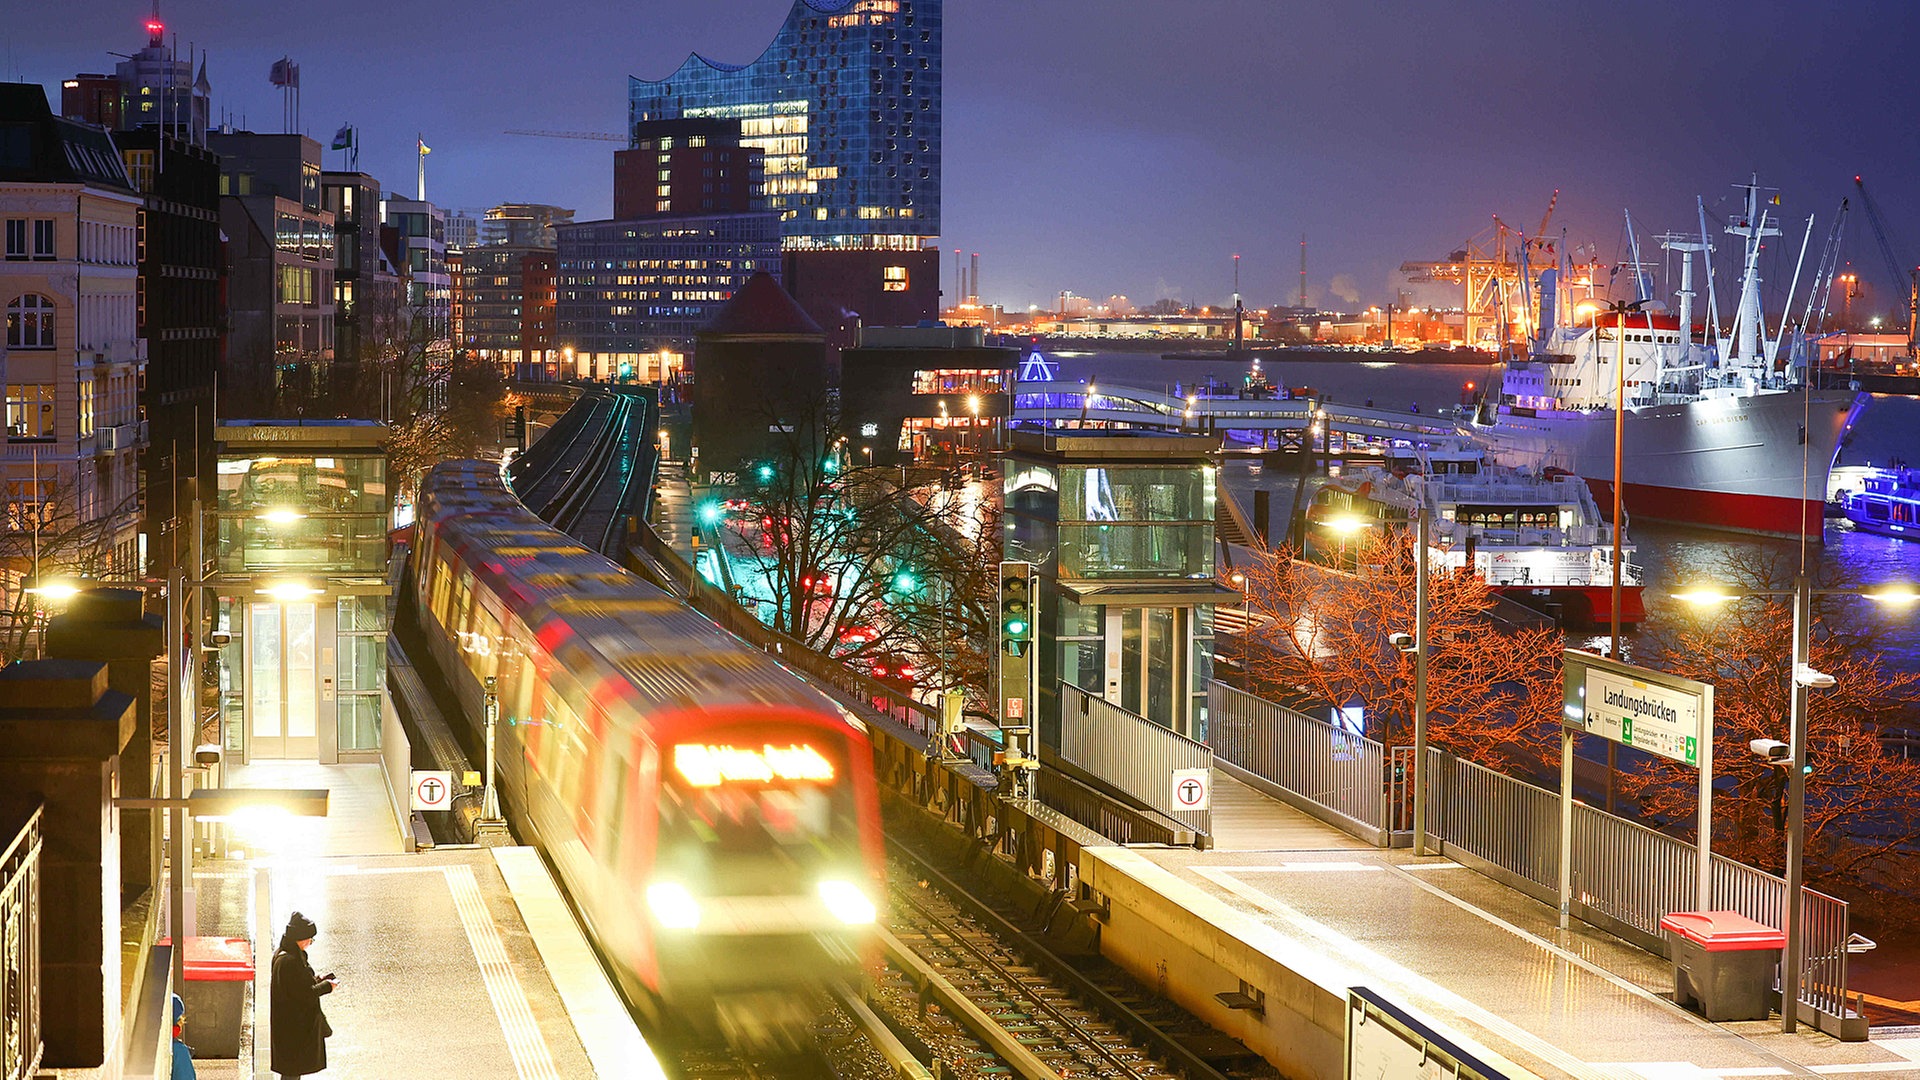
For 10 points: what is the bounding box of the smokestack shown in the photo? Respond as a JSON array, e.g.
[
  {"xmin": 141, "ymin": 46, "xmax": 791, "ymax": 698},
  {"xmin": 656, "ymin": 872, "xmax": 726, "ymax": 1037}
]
[
  {"xmin": 969, "ymin": 252, "xmax": 980, "ymax": 304},
  {"xmin": 1299, "ymin": 234, "xmax": 1308, "ymax": 309}
]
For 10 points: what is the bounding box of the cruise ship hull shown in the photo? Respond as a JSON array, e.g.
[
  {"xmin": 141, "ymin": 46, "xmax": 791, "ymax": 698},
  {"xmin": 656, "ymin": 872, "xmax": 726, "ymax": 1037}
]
[{"xmin": 1465, "ymin": 389, "xmax": 1867, "ymax": 539}]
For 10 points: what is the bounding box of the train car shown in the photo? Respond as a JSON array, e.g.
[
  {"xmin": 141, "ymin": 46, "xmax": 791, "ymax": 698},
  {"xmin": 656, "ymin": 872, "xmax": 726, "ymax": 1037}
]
[{"xmin": 409, "ymin": 460, "xmax": 885, "ymax": 1038}]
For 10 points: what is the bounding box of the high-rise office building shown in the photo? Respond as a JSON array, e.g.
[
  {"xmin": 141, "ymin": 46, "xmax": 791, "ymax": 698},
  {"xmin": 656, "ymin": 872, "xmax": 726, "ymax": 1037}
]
[
  {"xmin": 479, "ymin": 203, "xmax": 574, "ymax": 247},
  {"xmin": 379, "ymin": 194, "xmax": 450, "ymax": 334},
  {"xmin": 554, "ymin": 212, "xmax": 781, "ymax": 380},
  {"xmin": 444, "ymin": 208, "xmax": 481, "ymax": 251},
  {"xmin": 208, "ymin": 131, "xmax": 337, "ymax": 415},
  {"xmin": 61, "ymin": 10, "xmax": 211, "ymax": 145},
  {"xmin": 613, "ymin": 120, "xmax": 762, "ymax": 220},
  {"xmin": 629, "ymin": 0, "xmax": 941, "ymax": 253}
]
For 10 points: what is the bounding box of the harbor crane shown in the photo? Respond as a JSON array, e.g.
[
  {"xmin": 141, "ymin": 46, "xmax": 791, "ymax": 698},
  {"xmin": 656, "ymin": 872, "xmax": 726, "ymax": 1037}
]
[
  {"xmin": 1851, "ymin": 174, "xmax": 1917, "ymax": 356},
  {"xmin": 504, "ymin": 129, "xmax": 625, "ymax": 142}
]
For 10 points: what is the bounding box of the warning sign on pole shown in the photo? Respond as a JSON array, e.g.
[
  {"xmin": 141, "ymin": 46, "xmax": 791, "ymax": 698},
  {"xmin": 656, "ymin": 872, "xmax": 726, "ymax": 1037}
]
[
  {"xmin": 411, "ymin": 770, "xmax": 453, "ymax": 811},
  {"xmin": 1171, "ymin": 767, "xmax": 1211, "ymax": 812}
]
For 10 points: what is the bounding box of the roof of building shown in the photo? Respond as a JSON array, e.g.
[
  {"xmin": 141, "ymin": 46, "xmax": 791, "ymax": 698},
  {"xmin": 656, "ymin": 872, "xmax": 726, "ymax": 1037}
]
[
  {"xmin": 700, "ymin": 271, "xmax": 823, "ymax": 338},
  {"xmin": 0, "ymin": 83, "xmax": 134, "ymax": 192}
]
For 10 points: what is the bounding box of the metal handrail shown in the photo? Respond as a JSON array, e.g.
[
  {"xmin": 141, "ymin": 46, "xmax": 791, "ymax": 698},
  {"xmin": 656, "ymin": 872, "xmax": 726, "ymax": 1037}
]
[
  {"xmin": 0, "ymin": 805, "xmax": 44, "ymax": 1080},
  {"xmin": 1059, "ymin": 684, "xmax": 1212, "ymax": 835}
]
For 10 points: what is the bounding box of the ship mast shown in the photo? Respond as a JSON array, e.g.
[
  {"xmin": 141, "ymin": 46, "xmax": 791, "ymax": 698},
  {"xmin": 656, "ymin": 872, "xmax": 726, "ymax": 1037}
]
[{"xmin": 1724, "ymin": 175, "xmax": 1780, "ymax": 381}]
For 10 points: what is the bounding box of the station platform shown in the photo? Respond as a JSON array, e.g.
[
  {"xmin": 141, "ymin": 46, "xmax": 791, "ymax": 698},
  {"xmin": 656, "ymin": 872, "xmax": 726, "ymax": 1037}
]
[
  {"xmin": 183, "ymin": 760, "xmax": 660, "ymax": 1079},
  {"xmin": 1086, "ymin": 779, "xmax": 1920, "ymax": 1080}
]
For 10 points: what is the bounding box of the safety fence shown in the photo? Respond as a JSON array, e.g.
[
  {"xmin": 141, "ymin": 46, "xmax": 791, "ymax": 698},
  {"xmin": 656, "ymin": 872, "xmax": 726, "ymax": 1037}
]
[
  {"xmin": 1210, "ymin": 678, "xmax": 1860, "ymax": 1035},
  {"xmin": 1060, "ymin": 684, "xmax": 1213, "ymax": 836},
  {"xmin": 1208, "ymin": 681, "xmax": 1401, "ymax": 843},
  {"xmin": 0, "ymin": 806, "xmax": 42, "ymax": 1080}
]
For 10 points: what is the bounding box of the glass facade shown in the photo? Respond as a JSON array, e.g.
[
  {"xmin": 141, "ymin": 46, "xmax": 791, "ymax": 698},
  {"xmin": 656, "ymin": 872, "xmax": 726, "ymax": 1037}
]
[
  {"xmin": 554, "ymin": 212, "xmax": 782, "ymax": 352},
  {"xmin": 212, "ymin": 425, "xmax": 392, "ymax": 762},
  {"xmin": 214, "ymin": 452, "xmax": 389, "ymax": 574},
  {"xmin": 628, "ymin": 0, "xmax": 942, "ymax": 249},
  {"xmin": 1056, "ymin": 465, "xmax": 1215, "ymax": 579}
]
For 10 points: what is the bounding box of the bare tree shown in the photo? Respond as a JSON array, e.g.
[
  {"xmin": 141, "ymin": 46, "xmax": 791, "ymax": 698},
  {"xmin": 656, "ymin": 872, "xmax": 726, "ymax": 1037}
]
[
  {"xmin": 1235, "ymin": 535, "xmax": 1566, "ymax": 776},
  {"xmin": 716, "ymin": 390, "xmax": 997, "ymax": 702},
  {"xmin": 1629, "ymin": 547, "xmax": 1920, "ymax": 901},
  {"xmin": 0, "ymin": 477, "xmax": 141, "ymax": 665}
]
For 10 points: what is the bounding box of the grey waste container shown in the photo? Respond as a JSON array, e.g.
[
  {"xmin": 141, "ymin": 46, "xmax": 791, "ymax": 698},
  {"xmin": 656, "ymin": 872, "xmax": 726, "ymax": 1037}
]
[
  {"xmin": 165, "ymin": 936, "xmax": 255, "ymax": 1058},
  {"xmin": 1659, "ymin": 910, "xmax": 1785, "ymax": 1022}
]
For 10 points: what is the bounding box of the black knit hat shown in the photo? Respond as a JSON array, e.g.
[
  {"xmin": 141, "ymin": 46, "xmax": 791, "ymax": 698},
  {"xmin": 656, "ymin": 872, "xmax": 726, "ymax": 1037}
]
[{"xmin": 285, "ymin": 911, "xmax": 318, "ymax": 940}]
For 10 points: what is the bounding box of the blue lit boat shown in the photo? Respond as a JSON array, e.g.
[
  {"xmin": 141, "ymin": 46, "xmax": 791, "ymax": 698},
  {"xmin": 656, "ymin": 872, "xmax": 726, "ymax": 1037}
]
[{"xmin": 1842, "ymin": 468, "xmax": 1920, "ymax": 540}]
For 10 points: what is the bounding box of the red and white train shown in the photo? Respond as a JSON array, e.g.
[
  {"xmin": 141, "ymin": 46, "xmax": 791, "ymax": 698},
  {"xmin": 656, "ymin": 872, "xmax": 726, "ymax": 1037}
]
[{"xmin": 410, "ymin": 460, "xmax": 885, "ymax": 1033}]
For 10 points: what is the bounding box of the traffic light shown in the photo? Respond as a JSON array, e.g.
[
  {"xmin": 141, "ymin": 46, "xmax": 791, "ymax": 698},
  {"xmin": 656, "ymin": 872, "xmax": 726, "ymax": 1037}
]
[
  {"xmin": 755, "ymin": 462, "xmax": 776, "ymax": 484},
  {"xmin": 997, "ymin": 560, "xmax": 1038, "ymax": 738},
  {"xmin": 1000, "ymin": 567, "xmax": 1032, "ymax": 657},
  {"xmin": 892, "ymin": 569, "xmax": 918, "ymax": 594},
  {"xmin": 697, "ymin": 500, "xmax": 724, "ymax": 526}
]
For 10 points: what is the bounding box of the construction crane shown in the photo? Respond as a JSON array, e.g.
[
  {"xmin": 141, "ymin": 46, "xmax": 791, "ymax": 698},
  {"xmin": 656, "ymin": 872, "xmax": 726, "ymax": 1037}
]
[
  {"xmin": 504, "ymin": 129, "xmax": 625, "ymax": 142},
  {"xmin": 1851, "ymin": 174, "xmax": 1917, "ymax": 354}
]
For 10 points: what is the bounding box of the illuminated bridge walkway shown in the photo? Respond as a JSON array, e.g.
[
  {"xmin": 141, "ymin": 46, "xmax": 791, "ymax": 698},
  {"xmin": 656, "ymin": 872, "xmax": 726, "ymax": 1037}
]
[{"xmin": 1011, "ymin": 380, "xmax": 1461, "ymax": 443}]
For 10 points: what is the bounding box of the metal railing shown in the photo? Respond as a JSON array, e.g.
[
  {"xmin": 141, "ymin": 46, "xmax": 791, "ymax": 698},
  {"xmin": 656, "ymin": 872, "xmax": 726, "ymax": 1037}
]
[
  {"xmin": 0, "ymin": 806, "xmax": 42, "ymax": 1080},
  {"xmin": 1060, "ymin": 684, "xmax": 1212, "ymax": 835},
  {"xmin": 1211, "ymin": 678, "xmax": 1858, "ymax": 1030},
  {"xmin": 1422, "ymin": 745, "xmax": 1856, "ymax": 1028},
  {"xmin": 1208, "ymin": 681, "xmax": 1394, "ymax": 842}
]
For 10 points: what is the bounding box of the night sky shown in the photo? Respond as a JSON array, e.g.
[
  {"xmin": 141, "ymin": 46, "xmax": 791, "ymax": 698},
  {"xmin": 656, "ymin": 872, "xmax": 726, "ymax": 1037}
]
[{"xmin": 13, "ymin": 0, "xmax": 1920, "ymax": 313}]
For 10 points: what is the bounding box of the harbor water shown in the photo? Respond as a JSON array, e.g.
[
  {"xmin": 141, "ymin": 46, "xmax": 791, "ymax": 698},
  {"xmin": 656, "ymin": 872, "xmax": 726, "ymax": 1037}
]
[{"xmin": 1041, "ymin": 349, "xmax": 1920, "ymax": 666}]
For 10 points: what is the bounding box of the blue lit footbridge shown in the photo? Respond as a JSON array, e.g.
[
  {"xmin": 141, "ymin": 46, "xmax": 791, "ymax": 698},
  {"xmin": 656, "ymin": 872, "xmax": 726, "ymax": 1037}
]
[{"xmin": 1011, "ymin": 380, "xmax": 1461, "ymax": 449}]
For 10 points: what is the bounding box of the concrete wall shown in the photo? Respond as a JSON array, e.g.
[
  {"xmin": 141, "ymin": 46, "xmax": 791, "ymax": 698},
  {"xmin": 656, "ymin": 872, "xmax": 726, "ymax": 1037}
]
[{"xmin": 1079, "ymin": 846, "xmax": 1349, "ymax": 1080}]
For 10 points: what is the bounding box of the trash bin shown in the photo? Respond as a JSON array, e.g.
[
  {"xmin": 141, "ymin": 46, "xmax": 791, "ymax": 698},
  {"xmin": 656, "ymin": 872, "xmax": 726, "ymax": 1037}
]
[
  {"xmin": 160, "ymin": 936, "xmax": 254, "ymax": 1057},
  {"xmin": 1658, "ymin": 910, "xmax": 1785, "ymax": 1022}
]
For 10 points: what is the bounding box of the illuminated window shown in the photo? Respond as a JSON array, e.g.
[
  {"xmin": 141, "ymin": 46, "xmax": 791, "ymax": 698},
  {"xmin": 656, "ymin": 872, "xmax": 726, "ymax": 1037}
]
[{"xmin": 882, "ymin": 264, "xmax": 907, "ymax": 291}]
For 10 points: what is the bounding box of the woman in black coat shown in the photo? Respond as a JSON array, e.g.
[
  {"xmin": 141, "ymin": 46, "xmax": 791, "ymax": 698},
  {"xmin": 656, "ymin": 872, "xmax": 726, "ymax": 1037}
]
[{"xmin": 270, "ymin": 911, "xmax": 336, "ymax": 1079}]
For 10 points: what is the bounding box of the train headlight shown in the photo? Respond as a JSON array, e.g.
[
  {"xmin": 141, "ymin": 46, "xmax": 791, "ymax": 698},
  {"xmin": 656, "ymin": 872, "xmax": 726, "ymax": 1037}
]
[
  {"xmin": 817, "ymin": 880, "xmax": 878, "ymax": 926},
  {"xmin": 646, "ymin": 882, "xmax": 702, "ymax": 930}
]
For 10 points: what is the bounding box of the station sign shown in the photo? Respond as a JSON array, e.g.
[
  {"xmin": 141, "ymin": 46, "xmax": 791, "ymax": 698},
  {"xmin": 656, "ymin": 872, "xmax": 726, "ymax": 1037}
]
[{"xmin": 1562, "ymin": 650, "xmax": 1712, "ymax": 769}]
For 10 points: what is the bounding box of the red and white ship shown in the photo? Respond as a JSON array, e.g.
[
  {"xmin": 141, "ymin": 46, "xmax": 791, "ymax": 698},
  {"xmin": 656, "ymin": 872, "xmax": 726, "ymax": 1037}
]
[{"xmin": 1463, "ymin": 177, "xmax": 1868, "ymax": 539}]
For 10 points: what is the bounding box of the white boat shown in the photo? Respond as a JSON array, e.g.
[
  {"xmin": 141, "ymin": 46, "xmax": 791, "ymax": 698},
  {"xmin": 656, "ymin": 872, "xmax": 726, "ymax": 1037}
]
[
  {"xmin": 1305, "ymin": 443, "xmax": 1645, "ymax": 626},
  {"xmin": 1463, "ymin": 176, "xmax": 1867, "ymax": 539}
]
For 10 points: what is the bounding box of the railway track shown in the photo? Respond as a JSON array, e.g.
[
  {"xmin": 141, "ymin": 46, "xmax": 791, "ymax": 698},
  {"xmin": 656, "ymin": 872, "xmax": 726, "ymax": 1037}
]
[
  {"xmin": 514, "ymin": 393, "xmax": 616, "ymax": 513},
  {"xmin": 568, "ymin": 394, "xmax": 657, "ymax": 554}
]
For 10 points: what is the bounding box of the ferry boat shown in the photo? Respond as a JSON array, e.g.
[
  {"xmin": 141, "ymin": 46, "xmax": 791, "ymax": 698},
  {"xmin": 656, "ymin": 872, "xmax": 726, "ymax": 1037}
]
[
  {"xmin": 1463, "ymin": 176, "xmax": 1867, "ymax": 540},
  {"xmin": 1304, "ymin": 444, "xmax": 1644, "ymax": 626},
  {"xmin": 1842, "ymin": 467, "xmax": 1920, "ymax": 540}
]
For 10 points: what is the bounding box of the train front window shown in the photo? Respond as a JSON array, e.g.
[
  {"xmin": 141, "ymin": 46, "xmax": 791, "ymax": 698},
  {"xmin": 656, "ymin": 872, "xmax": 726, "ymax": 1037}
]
[{"xmin": 658, "ymin": 738, "xmax": 859, "ymax": 891}]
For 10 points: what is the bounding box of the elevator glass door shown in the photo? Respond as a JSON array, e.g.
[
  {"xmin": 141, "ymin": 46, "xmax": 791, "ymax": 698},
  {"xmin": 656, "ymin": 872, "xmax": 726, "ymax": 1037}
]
[{"xmin": 247, "ymin": 601, "xmax": 319, "ymax": 758}]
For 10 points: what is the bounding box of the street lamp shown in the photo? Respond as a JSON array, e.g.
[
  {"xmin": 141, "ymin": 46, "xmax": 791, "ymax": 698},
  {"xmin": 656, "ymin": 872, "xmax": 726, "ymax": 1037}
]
[
  {"xmin": 1677, "ymin": 577, "xmax": 1917, "ymax": 1033},
  {"xmin": 1579, "ymin": 296, "xmax": 1654, "ymax": 811}
]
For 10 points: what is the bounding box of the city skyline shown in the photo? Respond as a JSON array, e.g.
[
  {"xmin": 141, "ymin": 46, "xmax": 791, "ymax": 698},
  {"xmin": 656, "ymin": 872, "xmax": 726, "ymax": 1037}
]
[{"xmin": 15, "ymin": 0, "xmax": 1920, "ymax": 312}]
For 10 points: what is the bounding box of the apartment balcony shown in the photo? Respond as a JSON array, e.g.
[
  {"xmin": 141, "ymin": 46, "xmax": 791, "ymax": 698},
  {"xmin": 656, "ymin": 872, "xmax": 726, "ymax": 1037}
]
[
  {"xmin": 78, "ymin": 339, "xmax": 147, "ymax": 369},
  {"xmin": 92, "ymin": 420, "xmax": 148, "ymax": 455}
]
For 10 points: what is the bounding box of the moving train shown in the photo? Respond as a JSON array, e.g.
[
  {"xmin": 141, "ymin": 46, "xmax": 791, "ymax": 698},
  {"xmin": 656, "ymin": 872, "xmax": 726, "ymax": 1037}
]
[{"xmin": 409, "ymin": 460, "xmax": 885, "ymax": 1038}]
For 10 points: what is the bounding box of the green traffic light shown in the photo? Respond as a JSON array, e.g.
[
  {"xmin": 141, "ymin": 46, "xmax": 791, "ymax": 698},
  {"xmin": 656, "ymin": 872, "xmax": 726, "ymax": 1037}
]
[
  {"xmin": 1006, "ymin": 618, "xmax": 1028, "ymax": 636},
  {"xmin": 756, "ymin": 463, "xmax": 775, "ymax": 482},
  {"xmin": 894, "ymin": 571, "xmax": 917, "ymax": 592},
  {"xmin": 697, "ymin": 501, "xmax": 724, "ymax": 525}
]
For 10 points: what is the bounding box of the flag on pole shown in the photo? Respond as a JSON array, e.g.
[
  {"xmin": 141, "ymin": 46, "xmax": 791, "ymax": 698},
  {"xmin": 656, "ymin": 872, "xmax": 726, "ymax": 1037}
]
[
  {"xmin": 268, "ymin": 56, "xmax": 299, "ymax": 88},
  {"xmin": 417, "ymin": 137, "xmax": 432, "ymax": 156},
  {"xmin": 331, "ymin": 124, "xmax": 354, "ymax": 151}
]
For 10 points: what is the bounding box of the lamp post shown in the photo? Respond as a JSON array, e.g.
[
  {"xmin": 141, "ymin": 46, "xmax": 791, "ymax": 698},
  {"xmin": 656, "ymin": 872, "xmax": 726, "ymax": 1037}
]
[
  {"xmin": 1677, "ymin": 579, "xmax": 1917, "ymax": 1032},
  {"xmin": 1412, "ymin": 503, "xmax": 1430, "ymax": 855},
  {"xmin": 1580, "ymin": 296, "xmax": 1652, "ymax": 812}
]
